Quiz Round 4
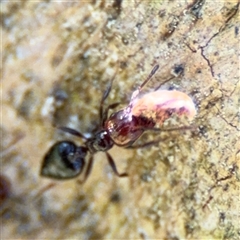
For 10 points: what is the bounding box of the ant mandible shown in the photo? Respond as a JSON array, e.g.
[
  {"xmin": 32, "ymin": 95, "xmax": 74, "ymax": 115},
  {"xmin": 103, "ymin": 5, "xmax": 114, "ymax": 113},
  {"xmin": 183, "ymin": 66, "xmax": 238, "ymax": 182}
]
[{"xmin": 41, "ymin": 64, "xmax": 196, "ymax": 182}]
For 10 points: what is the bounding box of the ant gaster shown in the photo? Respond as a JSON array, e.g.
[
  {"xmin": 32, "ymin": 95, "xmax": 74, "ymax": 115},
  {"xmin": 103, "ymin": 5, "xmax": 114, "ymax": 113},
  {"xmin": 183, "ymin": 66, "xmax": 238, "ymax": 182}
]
[{"xmin": 41, "ymin": 64, "xmax": 196, "ymax": 182}]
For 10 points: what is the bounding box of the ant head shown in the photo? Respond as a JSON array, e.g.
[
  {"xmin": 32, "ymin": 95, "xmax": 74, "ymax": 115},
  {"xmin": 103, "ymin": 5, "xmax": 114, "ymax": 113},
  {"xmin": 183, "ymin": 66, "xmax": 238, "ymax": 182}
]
[{"xmin": 41, "ymin": 141, "xmax": 88, "ymax": 180}]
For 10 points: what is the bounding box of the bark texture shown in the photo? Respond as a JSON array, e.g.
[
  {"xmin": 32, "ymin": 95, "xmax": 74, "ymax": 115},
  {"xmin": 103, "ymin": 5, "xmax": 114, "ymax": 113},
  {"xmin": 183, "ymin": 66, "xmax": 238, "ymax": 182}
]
[{"xmin": 1, "ymin": 1, "xmax": 239, "ymax": 239}]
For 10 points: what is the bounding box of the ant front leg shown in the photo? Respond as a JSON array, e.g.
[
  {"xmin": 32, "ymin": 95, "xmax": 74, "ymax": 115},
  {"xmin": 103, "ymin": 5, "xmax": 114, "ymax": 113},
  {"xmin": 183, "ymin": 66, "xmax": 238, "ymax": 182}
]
[
  {"xmin": 77, "ymin": 155, "xmax": 94, "ymax": 183},
  {"xmin": 106, "ymin": 152, "xmax": 128, "ymax": 177}
]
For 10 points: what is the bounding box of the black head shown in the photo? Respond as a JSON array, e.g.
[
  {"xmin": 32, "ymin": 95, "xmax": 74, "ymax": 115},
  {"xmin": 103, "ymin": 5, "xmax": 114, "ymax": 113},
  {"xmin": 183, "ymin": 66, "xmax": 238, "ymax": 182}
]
[{"xmin": 41, "ymin": 141, "xmax": 88, "ymax": 180}]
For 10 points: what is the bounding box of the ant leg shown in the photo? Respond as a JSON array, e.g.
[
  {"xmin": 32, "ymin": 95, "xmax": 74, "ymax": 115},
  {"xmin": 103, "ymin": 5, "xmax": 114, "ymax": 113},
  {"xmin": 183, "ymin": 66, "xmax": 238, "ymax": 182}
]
[
  {"xmin": 154, "ymin": 76, "xmax": 175, "ymax": 91},
  {"xmin": 126, "ymin": 140, "xmax": 161, "ymax": 149},
  {"xmin": 147, "ymin": 125, "xmax": 197, "ymax": 132},
  {"xmin": 130, "ymin": 64, "xmax": 159, "ymax": 101},
  {"xmin": 154, "ymin": 64, "xmax": 184, "ymax": 91},
  {"xmin": 77, "ymin": 155, "xmax": 94, "ymax": 183},
  {"xmin": 99, "ymin": 74, "xmax": 117, "ymax": 126},
  {"xmin": 57, "ymin": 126, "xmax": 88, "ymax": 140},
  {"xmin": 127, "ymin": 125, "xmax": 196, "ymax": 149},
  {"xmin": 126, "ymin": 65, "xmax": 160, "ymax": 114},
  {"xmin": 101, "ymin": 102, "xmax": 120, "ymax": 127},
  {"xmin": 33, "ymin": 182, "xmax": 57, "ymax": 200},
  {"xmin": 138, "ymin": 65, "xmax": 159, "ymax": 90},
  {"xmin": 106, "ymin": 152, "xmax": 128, "ymax": 177}
]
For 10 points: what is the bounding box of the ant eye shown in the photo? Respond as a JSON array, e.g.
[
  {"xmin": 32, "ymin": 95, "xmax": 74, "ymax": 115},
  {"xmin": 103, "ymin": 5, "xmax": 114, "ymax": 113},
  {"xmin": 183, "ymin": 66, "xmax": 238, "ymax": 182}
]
[{"xmin": 41, "ymin": 141, "xmax": 88, "ymax": 180}]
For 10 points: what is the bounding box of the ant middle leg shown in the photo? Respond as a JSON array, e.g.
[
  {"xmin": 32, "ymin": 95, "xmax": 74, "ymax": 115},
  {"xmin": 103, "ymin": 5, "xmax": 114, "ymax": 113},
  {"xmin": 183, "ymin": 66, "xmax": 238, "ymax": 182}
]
[
  {"xmin": 77, "ymin": 155, "xmax": 94, "ymax": 184},
  {"xmin": 106, "ymin": 152, "xmax": 128, "ymax": 177}
]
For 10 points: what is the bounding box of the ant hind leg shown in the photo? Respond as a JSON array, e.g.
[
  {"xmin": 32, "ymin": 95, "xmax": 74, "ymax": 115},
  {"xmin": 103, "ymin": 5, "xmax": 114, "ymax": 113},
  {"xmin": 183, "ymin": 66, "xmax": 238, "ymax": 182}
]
[
  {"xmin": 127, "ymin": 125, "xmax": 196, "ymax": 149},
  {"xmin": 154, "ymin": 76, "xmax": 175, "ymax": 91},
  {"xmin": 126, "ymin": 140, "xmax": 161, "ymax": 149}
]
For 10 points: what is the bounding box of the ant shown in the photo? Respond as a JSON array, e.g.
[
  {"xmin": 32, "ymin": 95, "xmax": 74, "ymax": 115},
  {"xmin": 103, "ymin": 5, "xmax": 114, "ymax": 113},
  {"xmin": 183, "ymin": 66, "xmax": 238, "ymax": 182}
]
[{"xmin": 41, "ymin": 64, "xmax": 196, "ymax": 182}]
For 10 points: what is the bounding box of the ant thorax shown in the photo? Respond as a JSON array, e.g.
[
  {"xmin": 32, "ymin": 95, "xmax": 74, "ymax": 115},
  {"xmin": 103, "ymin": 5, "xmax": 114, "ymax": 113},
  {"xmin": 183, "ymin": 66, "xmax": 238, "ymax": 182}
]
[{"xmin": 86, "ymin": 130, "xmax": 114, "ymax": 153}]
